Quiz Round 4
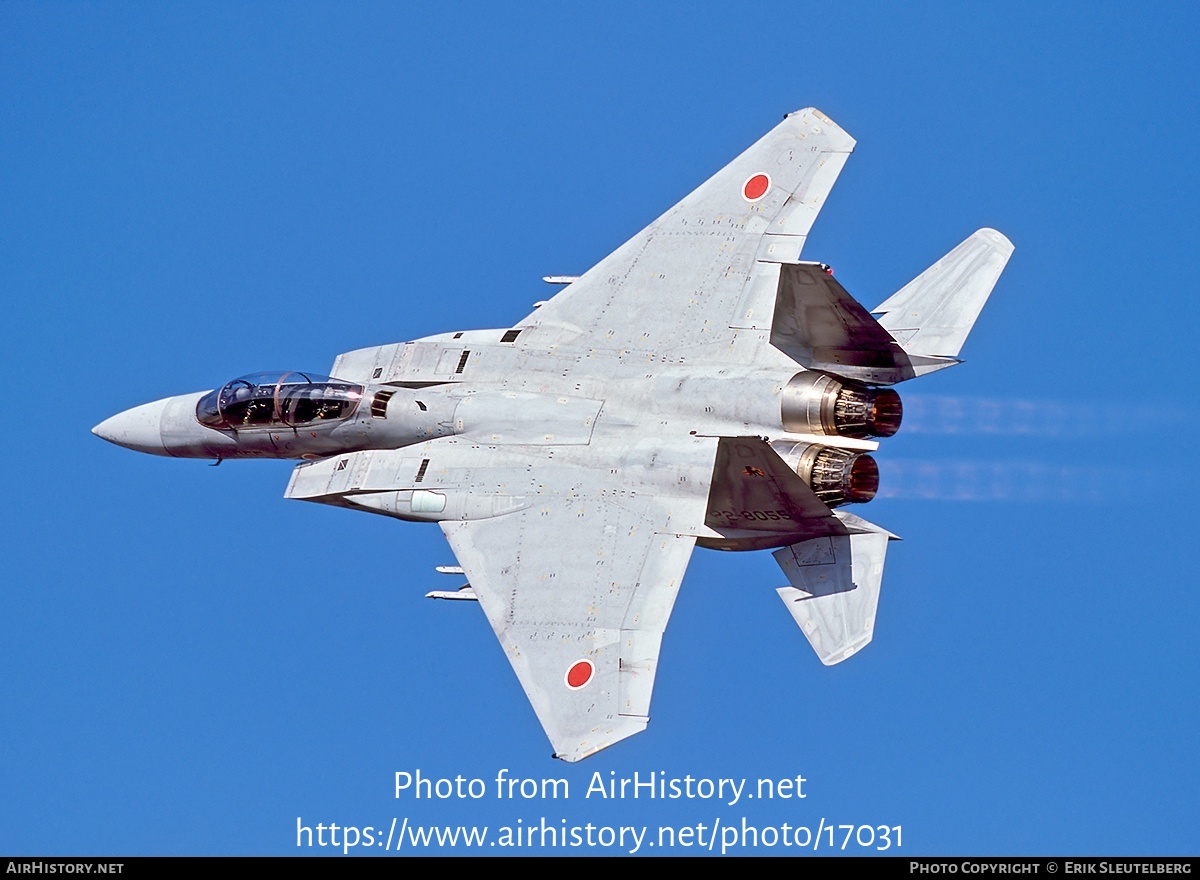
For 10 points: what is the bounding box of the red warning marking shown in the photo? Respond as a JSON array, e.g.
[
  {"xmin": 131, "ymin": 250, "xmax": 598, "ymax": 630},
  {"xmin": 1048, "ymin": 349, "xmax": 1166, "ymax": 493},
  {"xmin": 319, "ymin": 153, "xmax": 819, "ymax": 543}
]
[
  {"xmin": 565, "ymin": 659, "xmax": 595, "ymax": 689},
  {"xmin": 742, "ymin": 173, "xmax": 771, "ymax": 201}
]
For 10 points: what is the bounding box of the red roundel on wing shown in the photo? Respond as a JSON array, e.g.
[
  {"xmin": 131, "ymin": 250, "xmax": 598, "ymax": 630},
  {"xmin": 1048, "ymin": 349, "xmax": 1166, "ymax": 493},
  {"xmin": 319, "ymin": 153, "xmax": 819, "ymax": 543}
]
[
  {"xmin": 566, "ymin": 660, "xmax": 594, "ymax": 689},
  {"xmin": 743, "ymin": 173, "xmax": 770, "ymax": 201}
]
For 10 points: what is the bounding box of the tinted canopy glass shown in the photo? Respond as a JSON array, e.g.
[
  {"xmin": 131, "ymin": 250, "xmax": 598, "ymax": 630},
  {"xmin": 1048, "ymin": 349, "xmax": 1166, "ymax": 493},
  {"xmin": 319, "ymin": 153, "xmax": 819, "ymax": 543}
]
[{"xmin": 196, "ymin": 371, "xmax": 363, "ymax": 430}]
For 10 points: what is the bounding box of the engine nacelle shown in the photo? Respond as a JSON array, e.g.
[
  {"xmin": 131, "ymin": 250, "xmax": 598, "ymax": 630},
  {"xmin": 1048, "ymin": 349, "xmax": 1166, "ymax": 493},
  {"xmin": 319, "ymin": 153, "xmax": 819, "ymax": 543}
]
[
  {"xmin": 772, "ymin": 439, "xmax": 879, "ymax": 507},
  {"xmin": 780, "ymin": 372, "xmax": 902, "ymax": 439}
]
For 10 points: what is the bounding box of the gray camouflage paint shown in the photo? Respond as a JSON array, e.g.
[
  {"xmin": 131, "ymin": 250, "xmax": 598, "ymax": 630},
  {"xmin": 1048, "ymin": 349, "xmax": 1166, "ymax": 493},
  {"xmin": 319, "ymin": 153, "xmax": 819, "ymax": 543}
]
[{"xmin": 94, "ymin": 109, "xmax": 1012, "ymax": 761}]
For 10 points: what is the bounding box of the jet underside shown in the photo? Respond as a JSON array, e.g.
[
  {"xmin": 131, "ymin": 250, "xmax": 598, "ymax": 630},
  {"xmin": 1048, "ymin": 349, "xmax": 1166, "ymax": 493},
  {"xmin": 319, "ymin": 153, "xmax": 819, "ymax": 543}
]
[{"xmin": 94, "ymin": 108, "xmax": 1013, "ymax": 762}]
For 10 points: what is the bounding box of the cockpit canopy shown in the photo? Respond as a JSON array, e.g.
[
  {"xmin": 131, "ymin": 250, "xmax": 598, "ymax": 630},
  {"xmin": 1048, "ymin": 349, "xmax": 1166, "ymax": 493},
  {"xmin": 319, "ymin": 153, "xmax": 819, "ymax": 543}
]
[{"xmin": 196, "ymin": 371, "xmax": 364, "ymax": 430}]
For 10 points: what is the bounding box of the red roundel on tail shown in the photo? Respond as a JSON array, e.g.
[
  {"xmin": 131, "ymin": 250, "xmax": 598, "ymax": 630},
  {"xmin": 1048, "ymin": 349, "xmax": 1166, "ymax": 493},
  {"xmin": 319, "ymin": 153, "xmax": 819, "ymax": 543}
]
[
  {"xmin": 742, "ymin": 173, "xmax": 771, "ymax": 201},
  {"xmin": 565, "ymin": 659, "xmax": 595, "ymax": 689}
]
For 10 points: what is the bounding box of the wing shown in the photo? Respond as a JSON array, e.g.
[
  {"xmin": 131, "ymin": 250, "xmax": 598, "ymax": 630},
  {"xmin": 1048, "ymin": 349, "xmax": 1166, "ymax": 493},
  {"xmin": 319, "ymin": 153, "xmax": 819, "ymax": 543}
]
[
  {"xmin": 441, "ymin": 492, "xmax": 697, "ymax": 762},
  {"xmin": 520, "ymin": 108, "xmax": 855, "ymax": 354}
]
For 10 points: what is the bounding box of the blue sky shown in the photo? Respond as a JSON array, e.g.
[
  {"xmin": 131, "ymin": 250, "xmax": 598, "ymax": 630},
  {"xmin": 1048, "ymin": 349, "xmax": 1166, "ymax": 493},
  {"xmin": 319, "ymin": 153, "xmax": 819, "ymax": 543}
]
[{"xmin": 2, "ymin": 2, "xmax": 1198, "ymax": 856}]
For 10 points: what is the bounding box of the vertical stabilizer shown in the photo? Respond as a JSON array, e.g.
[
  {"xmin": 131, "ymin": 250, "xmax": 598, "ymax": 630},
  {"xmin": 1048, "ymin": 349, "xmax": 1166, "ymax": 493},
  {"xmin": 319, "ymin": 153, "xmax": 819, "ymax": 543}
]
[
  {"xmin": 774, "ymin": 513, "xmax": 897, "ymax": 665},
  {"xmin": 872, "ymin": 228, "xmax": 1013, "ymax": 369}
]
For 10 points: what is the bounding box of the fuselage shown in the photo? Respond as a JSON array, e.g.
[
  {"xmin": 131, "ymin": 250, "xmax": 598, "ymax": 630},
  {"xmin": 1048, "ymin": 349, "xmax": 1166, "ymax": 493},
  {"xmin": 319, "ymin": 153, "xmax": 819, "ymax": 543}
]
[
  {"xmin": 93, "ymin": 330, "xmax": 901, "ymax": 550},
  {"xmin": 93, "ymin": 370, "xmax": 458, "ymax": 461},
  {"xmin": 93, "ymin": 335, "xmax": 894, "ymax": 458}
]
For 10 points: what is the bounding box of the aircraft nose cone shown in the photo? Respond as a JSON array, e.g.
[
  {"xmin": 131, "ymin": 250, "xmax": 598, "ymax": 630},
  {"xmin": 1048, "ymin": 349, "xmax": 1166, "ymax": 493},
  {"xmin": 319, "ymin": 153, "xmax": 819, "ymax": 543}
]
[{"xmin": 92, "ymin": 399, "xmax": 171, "ymax": 456}]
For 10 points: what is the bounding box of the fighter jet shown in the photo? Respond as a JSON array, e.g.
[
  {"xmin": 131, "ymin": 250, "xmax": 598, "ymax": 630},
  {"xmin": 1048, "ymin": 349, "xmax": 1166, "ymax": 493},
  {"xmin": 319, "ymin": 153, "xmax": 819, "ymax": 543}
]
[{"xmin": 93, "ymin": 108, "xmax": 1012, "ymax": 762}]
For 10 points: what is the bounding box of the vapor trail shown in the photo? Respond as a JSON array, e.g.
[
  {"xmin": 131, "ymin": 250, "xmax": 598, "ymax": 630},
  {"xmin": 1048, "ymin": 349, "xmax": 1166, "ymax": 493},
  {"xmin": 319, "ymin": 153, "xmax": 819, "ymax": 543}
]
[
  {"xmin": 900, "ymin": 395, "xmax": 1189, "ymax": 438},
  {"xmin": 877, "ymin": 459, "xmax": 1124, "ymax": 502}
]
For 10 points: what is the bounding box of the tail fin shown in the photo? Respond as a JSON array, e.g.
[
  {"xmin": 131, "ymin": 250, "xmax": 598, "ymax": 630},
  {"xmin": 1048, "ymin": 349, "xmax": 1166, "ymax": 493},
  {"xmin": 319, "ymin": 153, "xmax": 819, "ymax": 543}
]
[
  {"xmin": 873, "ymin": 228, "xmax": 1013, "ymax": 377},
  {"xmin": 774, "ymin": 512, "xmax": 898, "ymax": 665}
]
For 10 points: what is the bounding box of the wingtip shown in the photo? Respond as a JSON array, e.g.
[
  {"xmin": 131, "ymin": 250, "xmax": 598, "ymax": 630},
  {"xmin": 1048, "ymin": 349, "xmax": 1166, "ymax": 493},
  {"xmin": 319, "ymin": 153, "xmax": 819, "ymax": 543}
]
[
  {"xmin": 785, "ymin": 106, "xmax": 840, "ymax": 127},
  {"xmin": 781, "ymin": 107, "xmax": 855, "ymax": 149},
  {"xmin": 976, "ymin": 227, "xmax": 1015, "ymax": 255},
  {"xmin": 786, "ymin": 106, "xmax": 824, "ymax": 119}
]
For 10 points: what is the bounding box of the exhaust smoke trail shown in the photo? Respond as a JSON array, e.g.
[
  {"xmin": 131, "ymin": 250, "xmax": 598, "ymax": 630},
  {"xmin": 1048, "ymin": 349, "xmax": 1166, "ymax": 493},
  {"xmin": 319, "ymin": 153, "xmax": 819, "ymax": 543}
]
[
  {"xmin": 900, "ymin": 395, "xmax": 1189, "ymax": 438},
  {"xmin": 877, "ymin": 459, "xmax": 1122, "ymax": 502},
  {"xmin": 877, "ymin": 396, "xmax": 1194, "ymax": 499}
]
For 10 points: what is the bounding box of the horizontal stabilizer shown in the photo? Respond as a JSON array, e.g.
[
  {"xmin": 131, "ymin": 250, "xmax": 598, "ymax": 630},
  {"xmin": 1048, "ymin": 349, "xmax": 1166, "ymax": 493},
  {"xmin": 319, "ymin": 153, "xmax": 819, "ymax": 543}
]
[
  {"xmin": 706, "ymin": 436, "xmax": 847, "ymax": 539},
  {"xmin": 873, "ymin": 228, "xmax": 1013, "ymax": 368},
  {"xmin": 770, "ymin": 263, "xmax": 914, "ymax": 385},
  {"xmin": 774, "ymin": 513, "xmax": 895, "ymax": 665}
]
